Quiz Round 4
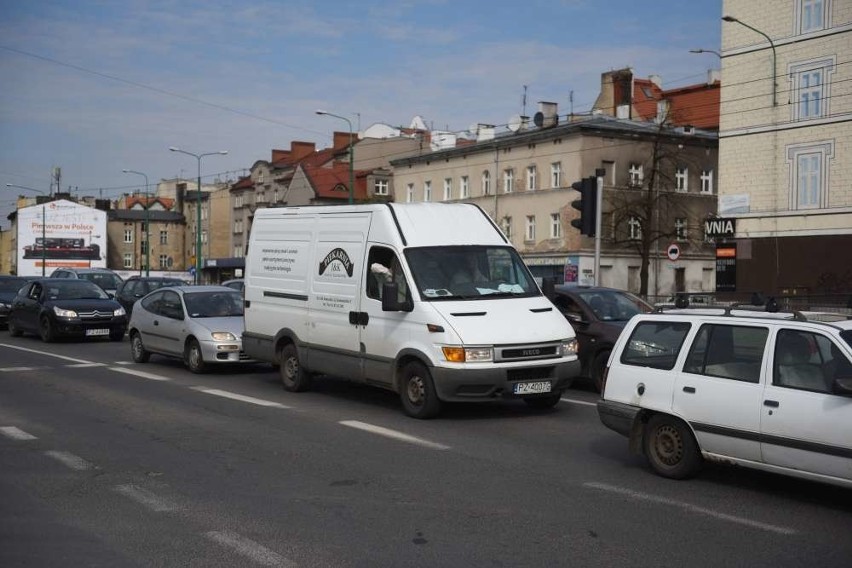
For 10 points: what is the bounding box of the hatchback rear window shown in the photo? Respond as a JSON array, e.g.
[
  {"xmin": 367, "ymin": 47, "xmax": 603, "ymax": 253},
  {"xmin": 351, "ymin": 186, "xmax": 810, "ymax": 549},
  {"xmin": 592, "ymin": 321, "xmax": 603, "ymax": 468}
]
[{"xmin": 621, "ymin": 321, "xmax": 691, "ymax": 370}]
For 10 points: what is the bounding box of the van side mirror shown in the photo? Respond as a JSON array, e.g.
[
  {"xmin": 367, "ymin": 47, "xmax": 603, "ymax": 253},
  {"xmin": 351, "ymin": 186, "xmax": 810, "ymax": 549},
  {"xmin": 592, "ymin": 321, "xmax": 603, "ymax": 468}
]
[
  {"xmin": 542, "ymin": 277, "xmax": 555, "ymax": 299},
  {"xmin": 382, "ymin": 283, "xmax": 413, "ymax": 312}
]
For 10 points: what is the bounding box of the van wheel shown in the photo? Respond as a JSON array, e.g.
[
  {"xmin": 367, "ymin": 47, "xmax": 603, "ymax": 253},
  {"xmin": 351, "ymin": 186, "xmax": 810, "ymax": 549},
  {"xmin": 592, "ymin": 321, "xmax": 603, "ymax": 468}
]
[
  {"xmin": 400, "ymin": 362, "xmax": 441, "ymax": 419},
  {"xmin": 643, "ymin": 414, "xmax": 702, "ymax": 479},
  {"xmin": 185, "ymin": 339, "xmax": 207, "ymax": 373},
  {"xmin": 591, "ymin": 350, "xmax": 610, "ymax": 393},
  {"xmin": 130, "ymin": 331, "xmax": 150, "ymax": 363},
  {"xmin": 524, "ymin": 393, "xmax": 562, "ymax": 409},
  {"xmin": 279, "ymin": 343, "xmax": 311, "ymax": 392}
]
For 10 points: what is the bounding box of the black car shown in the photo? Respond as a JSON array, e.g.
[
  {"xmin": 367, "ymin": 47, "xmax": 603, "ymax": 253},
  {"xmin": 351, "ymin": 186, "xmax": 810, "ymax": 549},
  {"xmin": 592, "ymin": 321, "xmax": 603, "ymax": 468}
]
[
  {"xmin": 549, "ymin": 285, "xmax": 652, "ymax": 391},
  {"xmin": 7, "ymin": 278, "xmax": 128, "ymax": 342},
  {"xmin": 0, "ymin": 276, "xmax": 34, "ymax": 328},
  {"xmin": 115, "ymin": 276, "xmax": 186, "ymax": 315}
]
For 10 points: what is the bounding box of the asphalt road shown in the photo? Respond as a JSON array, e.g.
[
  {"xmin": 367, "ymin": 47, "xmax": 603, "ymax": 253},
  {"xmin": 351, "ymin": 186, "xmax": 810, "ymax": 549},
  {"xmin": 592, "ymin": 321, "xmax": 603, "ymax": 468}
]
[{"xmin": 1, "ymin": 334, "xmax": 851, "ymax": 567}]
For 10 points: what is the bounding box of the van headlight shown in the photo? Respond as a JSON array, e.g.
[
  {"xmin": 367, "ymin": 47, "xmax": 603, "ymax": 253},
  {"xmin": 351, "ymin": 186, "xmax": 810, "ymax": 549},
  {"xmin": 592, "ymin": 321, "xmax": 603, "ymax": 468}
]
[
  {"xmin": 560, "ymin": 338, "xmax": 578, "ymax": 356},
  {"xmin": 211, "ymin": 331, "xmax": 237, "ymax": 341},
  {"xmin": 442, "ymin": 346, "xmax": 493, "ymax": 363},
  {"xmin": 53, "ymin": 306, "xmax": 78, "ymax": 318}
]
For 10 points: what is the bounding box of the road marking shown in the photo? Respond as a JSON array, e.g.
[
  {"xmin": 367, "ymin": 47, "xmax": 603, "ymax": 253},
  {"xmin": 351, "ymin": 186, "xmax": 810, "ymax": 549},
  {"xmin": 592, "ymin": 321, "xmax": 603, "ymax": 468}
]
[
  {"xmin": 109, "ymin": 367, "xmax": 171, "ymax": 381},
  {"xmin": 0, "ymin": 426, "xmax": 37, "ymax": 440},
  {"xmin": 0, "ymin": 367, "xmax": 42, "ymax": 372},
  {"xmin": 66, "ymin": 363, "xmax": 106, "ymax": 368},
  {"xmin": 583, "ymin": 482, "xmax": 797, "ymax": 535},
  {"xmin": 205, "ymin": 530, "xmax": 296, "ymax": 568},
  {"xmin": 560, "ymin": 397, "xmax": 597, "ymax": 407},
  {"xmin": 0, "ymin": 343, "xmax": 94, "ymax": 364},
  {"xmin": 44, "ymin": 450, "xmax": 94, "ymax": 471},
  {"xmin": 191, "ymin": 388, "xmax": 290, "ymax": 408},
  {"xmin": 339, "ymin": 420, "xmax": 450, "ymax": 450},
  {"xmin": 112, "ymin": 361, "xmax": 134, "ymax": 365},
  {"xmin": 114, "ymin": 484, "xmax": 177, "ymax": 512}
]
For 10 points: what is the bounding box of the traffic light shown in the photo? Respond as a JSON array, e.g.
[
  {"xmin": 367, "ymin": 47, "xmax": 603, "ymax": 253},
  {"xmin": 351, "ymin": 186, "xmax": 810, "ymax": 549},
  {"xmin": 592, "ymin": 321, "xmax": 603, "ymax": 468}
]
[{"xmin": 570, "ymin": 176, "xmax": 597, "ymax": 236}]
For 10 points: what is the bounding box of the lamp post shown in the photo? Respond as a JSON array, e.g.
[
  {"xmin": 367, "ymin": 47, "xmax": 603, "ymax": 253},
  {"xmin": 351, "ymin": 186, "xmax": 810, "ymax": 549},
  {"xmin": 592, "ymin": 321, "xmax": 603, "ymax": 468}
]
[
  {"xmin": 315, "ymin": 110, "xmax": 354, "ymax": 204},
  {"xmin": 689, "ymin": 48, "xmax": 722, "ymax": 58},
  {"xmin": 122, "ymin": 169, "xmax": 150, "ymax": 277},
  {"xmin": 722, "ymin": 15, "xmax": 777, "ymax": 107},
  {"xmin": 6, "ymin": 183, "xmax": 48, "ymax": 276},
  {"xmin": 169, "ymin": 147, "xmax": 228, "ymax": 285}
]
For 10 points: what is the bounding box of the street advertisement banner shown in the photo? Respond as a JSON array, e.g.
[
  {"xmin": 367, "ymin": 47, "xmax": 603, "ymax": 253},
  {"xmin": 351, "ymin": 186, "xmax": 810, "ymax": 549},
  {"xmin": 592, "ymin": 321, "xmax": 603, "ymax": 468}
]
[{"xmin": 16, "ymin": 200, "xmax": 107, "ymax": 276}]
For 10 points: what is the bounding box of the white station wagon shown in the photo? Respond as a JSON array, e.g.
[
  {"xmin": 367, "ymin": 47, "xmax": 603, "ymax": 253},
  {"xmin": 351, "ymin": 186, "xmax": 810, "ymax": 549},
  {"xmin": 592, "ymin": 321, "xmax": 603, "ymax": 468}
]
[{"xmin": 597, "ymin": 306, "xmax": 852, "ymax": 488}]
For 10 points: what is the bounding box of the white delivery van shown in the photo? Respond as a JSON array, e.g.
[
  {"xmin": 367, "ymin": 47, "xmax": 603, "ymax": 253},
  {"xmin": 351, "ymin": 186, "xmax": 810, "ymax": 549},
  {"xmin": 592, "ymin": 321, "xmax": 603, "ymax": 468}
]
[{"xmin": 243, "ymin": 202, "xmax": 580, "ymax": 418}]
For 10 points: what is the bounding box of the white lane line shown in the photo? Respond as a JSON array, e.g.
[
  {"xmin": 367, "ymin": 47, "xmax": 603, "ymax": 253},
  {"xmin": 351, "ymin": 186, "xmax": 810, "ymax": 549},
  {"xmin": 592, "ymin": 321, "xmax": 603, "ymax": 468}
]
[
  {"xmin": 339, "ymin": 420, "xmax": 450, "ymax": 450},
  {"xmin": 66, "ymin": 363, "xmax": 106, "ymax": 368},
  {"xmin": 205, "ymin": 530, "xmax": 296, "ymax": 568},
  {"xmin": 0, "ymin": 426, "xmax": 38, "ymax": 440},
  {"xmin": 0, "ymin": 343, "xmax": 94, "ymax": 364},
  {"xmin": 560, "ymin": 397, "xmax": 597, "ymax": 407},
  {"xmin": 114, "ymin": 485, "xmax": 177, "ymax": 512},
  {"xmin": 584, "ymin": 482, "xmax": 797, "ymax": 535},
  {"xmin": 109, "ymin": 367, "xmax": 171, "ymax": 382},
  {"xmin": 112, "ymin": 361, "xmax": 134, "ymax": 365},
  {"xmin": 44, "ymin": 450, "xmax": 94, "ymax": 471},
  {"xmin": 191, "ymin": 388, "xmax": 290, "ymax": 408},
  {"xmin": 0, "ymin": 367, "xmax": 42, "ymax": 372}
]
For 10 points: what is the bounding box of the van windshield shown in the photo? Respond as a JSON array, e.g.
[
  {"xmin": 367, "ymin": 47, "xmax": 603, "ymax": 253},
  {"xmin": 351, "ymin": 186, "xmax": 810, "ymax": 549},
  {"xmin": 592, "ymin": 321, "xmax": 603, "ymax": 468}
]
[{"xmin": 405, "ymin": 246, "xmax": 539, "ymax": 300}]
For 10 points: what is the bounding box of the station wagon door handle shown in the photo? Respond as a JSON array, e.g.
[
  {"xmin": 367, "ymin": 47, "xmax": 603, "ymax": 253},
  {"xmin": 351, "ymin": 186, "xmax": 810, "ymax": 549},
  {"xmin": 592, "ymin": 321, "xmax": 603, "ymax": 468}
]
[
  {"xmin": 154, "ymin": 320, "xmax": 159, "ymax": 326},
  {"xmin": 763, "ymin": 400, "xmax": 780, "ymax": 408},
  {"xmin": 683, "ymin": 386, "xmax": 696, "ymax": 394}
]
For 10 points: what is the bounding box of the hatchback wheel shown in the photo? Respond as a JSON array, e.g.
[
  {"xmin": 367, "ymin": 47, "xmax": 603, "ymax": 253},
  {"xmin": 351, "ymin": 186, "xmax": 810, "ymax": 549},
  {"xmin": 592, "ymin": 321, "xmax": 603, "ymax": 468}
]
[
  {"xmin": 7, "ymin": 318, "xmax": 23, "ymax": 337},
  {"xmin": 39, "ymin": 317, "xmax": 55, "ymax": 343},
  {"xmin": 130, "ymin": 331, "xmax": 150, "ymax": 363},
  {"xmin": 185, "ymin": 339, "xmax": 206, "ymax": 373}
]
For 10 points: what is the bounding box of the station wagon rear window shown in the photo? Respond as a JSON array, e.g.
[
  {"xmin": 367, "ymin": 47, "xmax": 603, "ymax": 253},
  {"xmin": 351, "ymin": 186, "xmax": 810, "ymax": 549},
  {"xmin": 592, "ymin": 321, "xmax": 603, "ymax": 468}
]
[{"xmin": 621, "ymin": 321, "xmax": 691, "ymax": 370}]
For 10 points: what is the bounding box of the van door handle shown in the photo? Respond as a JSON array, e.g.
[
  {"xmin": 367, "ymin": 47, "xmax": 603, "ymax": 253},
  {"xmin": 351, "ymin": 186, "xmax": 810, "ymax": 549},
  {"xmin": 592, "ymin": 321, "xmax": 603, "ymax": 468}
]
[
  {"xmin": 763, "ymin": 400, "xmax": 779, "ymax": 408},
  {"xmin": 349, "ymin": 312, "xmax": 369, "ymax": 326},
  {"xmin": 683, "ymin": 386, "xmax": 696, "ymax": 394}
]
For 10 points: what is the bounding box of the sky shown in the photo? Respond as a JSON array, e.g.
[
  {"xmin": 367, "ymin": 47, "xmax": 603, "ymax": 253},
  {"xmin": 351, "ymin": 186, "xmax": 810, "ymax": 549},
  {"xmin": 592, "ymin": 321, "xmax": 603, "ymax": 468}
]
[{"xmin": 0, "ymin": 0, "xmax": 722, "ymax": 229}]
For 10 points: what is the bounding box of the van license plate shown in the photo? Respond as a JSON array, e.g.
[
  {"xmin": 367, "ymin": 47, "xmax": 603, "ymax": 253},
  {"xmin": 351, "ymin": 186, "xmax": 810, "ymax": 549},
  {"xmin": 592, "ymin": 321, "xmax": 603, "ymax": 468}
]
[
  {"xmin": 85, "ymin": 328, "xmax": 109, "ymax": 336},
  {"xmin": 514, "ymin": 381, "xmax": 552, "ymax": 394}
]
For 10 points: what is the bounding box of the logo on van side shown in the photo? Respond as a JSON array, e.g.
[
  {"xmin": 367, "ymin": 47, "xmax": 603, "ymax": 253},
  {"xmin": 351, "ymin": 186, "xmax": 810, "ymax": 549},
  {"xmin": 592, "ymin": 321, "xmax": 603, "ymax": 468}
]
[{"xmin": 318, "ymin": 248, "xmax": 354, "ymax": 277}]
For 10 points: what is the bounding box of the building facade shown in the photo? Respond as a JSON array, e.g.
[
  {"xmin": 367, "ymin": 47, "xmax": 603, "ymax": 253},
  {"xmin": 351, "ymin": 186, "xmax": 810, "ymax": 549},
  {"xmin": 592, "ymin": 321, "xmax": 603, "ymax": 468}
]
[{"xmin": 719, "ymin": 0, "xmax": 852, "ymax": 297}]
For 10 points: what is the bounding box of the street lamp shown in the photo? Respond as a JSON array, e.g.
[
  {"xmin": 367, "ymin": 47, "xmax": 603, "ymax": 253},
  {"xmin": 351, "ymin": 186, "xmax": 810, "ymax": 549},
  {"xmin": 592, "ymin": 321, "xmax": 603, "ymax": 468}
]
[
  {"xmin": 689, "ymin": 48, "xmax": 722, "ymax": 58},
  {"xmin": 122, "ymin": 169, "xmax": 150, "ymax": 277},
  {"xmin": 6, "ymin": 183, "xmax": 48, "ymax": 276},
  {"xmin": 169, "ymin": 147, "xmax": 228, "ymax": 285},
  {"xmin": 315, "ymin": 110, "xmax": 354, "ymax": 204},
  {"xmin": 722, "ymin": 15, "xmax": 777, "ymax": 107}
]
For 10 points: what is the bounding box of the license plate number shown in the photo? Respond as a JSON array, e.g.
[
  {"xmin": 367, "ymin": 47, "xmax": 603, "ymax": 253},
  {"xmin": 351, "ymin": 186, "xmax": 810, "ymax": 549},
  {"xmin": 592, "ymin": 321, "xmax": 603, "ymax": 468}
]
[
  {"xmin": 513, "ymin": 381, "xmax": 552, "ymax": 395},
  {"xmin": 85, "ymin": 328, "xmax": 109, "ymax": 336}
]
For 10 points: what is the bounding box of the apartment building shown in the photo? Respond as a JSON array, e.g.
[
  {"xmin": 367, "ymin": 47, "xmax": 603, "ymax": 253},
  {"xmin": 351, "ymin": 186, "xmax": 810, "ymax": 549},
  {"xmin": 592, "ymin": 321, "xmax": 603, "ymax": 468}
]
[{"xmin": 719, "ymin": 0, "xmax": 852, "ymax": 296}]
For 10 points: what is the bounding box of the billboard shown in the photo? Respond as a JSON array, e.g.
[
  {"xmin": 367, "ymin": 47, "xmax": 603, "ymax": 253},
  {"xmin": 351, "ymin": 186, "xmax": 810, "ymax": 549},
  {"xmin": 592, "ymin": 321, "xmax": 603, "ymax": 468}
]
[{"xmin": 16, "ymin": 199, "xmax": 107, "ymax": 276}]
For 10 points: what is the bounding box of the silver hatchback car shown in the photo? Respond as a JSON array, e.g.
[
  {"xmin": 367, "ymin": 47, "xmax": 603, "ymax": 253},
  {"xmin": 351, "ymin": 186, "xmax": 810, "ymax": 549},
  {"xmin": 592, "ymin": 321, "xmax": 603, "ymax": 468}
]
[{"xmin": 128, "ymin": 285, "xmax": 253, "ymax": 373}]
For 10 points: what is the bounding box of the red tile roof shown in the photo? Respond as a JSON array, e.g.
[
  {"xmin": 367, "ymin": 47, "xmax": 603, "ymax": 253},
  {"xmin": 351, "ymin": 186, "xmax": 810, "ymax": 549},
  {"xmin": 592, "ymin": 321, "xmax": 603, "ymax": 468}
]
[
  {"xmin": 302, "ymin": 163, "xmax": 369, "ymax": 201},
  {"xmin": 124, "ymin": 195, "xmax": 175, "ymax": 210}
]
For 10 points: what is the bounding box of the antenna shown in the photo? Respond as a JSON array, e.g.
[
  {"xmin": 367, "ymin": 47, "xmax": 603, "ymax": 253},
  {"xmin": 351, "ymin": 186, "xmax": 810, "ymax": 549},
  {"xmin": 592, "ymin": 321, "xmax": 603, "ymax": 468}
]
[
  {"xmin": 569, "ymin": 90, "xmax": 574, "ymax": 116},
  {"xmin": 522, "ymin": 85, "xmax": 528, "ymax": 116}
]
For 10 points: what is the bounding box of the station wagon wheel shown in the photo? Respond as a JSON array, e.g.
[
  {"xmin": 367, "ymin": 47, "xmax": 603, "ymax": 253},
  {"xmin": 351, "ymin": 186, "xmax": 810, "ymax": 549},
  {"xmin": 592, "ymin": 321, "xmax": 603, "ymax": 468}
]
[
  {"xmin": 279, "ymin": 343, "xmax": 311, "ymax": 392},
  {"xmin": 185, "ymin": 338, "xmax": 207, "ymax": 374},
  {"xmin": 130, "ymin": 331, "xmax": 150, "ymax": 363},
  {"xmin": 400, "ymin": 361, "xmax": 441, "ymax": 419},
  {"xmin": 39, "ymin": 316, "xmax": 55, "ymax": 343},
  {"xmin": 643, "ymin": 414, "xmax": 702, "ymax": 479},
  {"xmin": 7, "ymin": 318, "xmax": 23, "ymax": 337}
]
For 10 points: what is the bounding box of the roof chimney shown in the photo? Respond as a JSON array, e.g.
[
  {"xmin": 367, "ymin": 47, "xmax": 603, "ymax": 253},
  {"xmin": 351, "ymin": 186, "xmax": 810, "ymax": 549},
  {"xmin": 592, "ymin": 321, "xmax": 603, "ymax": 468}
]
[
  {"xmin": 290, "ymin": 141, "xmax": 316, "ymax": 161},
  {"xmin": 476, "ymin": 124, "xmax": 495, "ymax": 142},
  {"xmin": 707, "ymin": 69, "xmax": 721, "ymax": 84},
  {"xmin": 535, "ymin": 101, "xmax": 559, "ymax": 128},
  {"xmin": 649, "ymin": 74, "xmax": 662, "ymax": 88}
]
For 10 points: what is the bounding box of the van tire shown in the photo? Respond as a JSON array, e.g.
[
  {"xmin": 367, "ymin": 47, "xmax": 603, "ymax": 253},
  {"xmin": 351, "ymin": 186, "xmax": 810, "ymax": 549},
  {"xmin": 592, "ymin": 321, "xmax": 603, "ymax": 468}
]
[
  {"xmin": 280, "ymin": 343, "xmax": 311, "ymax": 392},
  {"xmin": 524, "ymin": 393, "xmax": 562, "ymax": 409},
  {"xmin": 400, "ymin": 361, "xmax": 441, "ymax": 419},
  {"xmin": 643, "ymin": 414, "xmax": 702, "ymax": 479}
]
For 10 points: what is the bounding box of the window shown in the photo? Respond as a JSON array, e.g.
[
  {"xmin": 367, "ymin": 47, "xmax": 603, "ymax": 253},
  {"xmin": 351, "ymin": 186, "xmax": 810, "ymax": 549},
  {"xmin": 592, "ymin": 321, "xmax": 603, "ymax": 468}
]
[
  {"xmin": 256, "ymin": 192, "xmax": 266, "ymax": 204},
  {"xmin": 482, "ymin": 170, "xmax": 491, "ymax": 195},
  {"xmin": 684, "ymin": 324, "xmax": 768, "ymax": 383},
  {"xmin": 201, "ymin": 230, "xmax": 208, "ymax": 244},
  {"xmin": 786, "ymin": 141, "xmax": 834, "ymax": 210},
  {"xmin": 375, "ymin": 179, "xmax": 389, "ymax": 196},
  {"xmin": 700, "ymin": 169, "xmax": 714, "ymax": 194},
  {"xmin": 366, "ymin": 246, "xmax": 409, "ymax": 303},
  {"xmin": 235, "ymin": 194, "xmax": 243, "ymax": 208},
  {"xmin": 774, "ymin": 329, "xmax": 851, "ymax": 393},
  {"xmin": 202, "ymin": 205, "xmax": 208, "ymax": 220},
  {"xmin": 159, "ymin": 230, "xmax": 168, "ymax": 245},
  {"xmin": 628, "ymin": 217, "xmax": 642, "ymax": 240},
  {"xmin": 550, "ymin": 213, "xmax": 562, "ymax": 239},
  {"xmin": 124, "ymin": 228, "xmax": 133, "ymax": 243},
  {"xmin": 406, "ymin": 183, "xmax": 414, "ymax": 202},
  {"xmin": 443, "ymin": 178, "xmax": 452, "ymax": 201},
  {"xmin": 501, "ymin": 216, "xmax": 512, "ymax": 240},
  {"xmin": 273, "ymin": 190, "xmax": 279, "ymax": 202},
  {"xmin": 551, "ymin": 162, "xmax": 562, "ymax": 188},
  {"xmin": 675, "ymin": 167, "xmax": 688, "ymax": 192},
  {"xmin": 123, "ymin": 253, "xmax": 133, "ymax": 268},
  {"xmin": 234, "ymin": 219, "xmax": 243, "ymax": 234},
  {"xmin": 159, "ymin": 254, "xmax": 168, "ymax": 269},
  {"xmin": 527, "ymin": 165, "xmax": 537, "ymax": 191},
  {"xmin": 424, "ymin": 181, "xmax": 432, "ymax": 202},
  {"xmin": 798, "ymin": 0, "xmax": 827, "ymax": 33},
  {"xmin": 460, "ymin": 176, "xmax": 470, "ymax": 199},
  {"xmin": 234, "ymin": 245, "xmax": 242, "ymax": 258},
  {"xmin": 789, "ymin": 58, "xmax": 835, "ymax": 121},
  {"xmin": 621, "ymin": 321, "xmax": 692, "ymax": 370},
  {"xmin": 525, "ymin": 215, "xmax": 536, "ymax": 241},
  {"xmin": 503, "ymin": 169, "xmax": 514, "ymax": 193},
  {"xmin": 629, "ymin": 163, "xmax": 644, "ymax": 187},
  {"xmin": 675, "ymin": 218, "xmax": 687, "ymax": 241},
  {"xmin": 141, "ymin": 241, "xmax": 148, "ymax": 254}
]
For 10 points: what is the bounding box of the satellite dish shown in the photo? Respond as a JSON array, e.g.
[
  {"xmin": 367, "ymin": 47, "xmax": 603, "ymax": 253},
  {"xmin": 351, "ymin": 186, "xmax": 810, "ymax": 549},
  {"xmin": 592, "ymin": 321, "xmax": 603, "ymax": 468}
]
[
  {"xmin": 507, "ymin": 115, "xmax": 522, "ymax": 132},
  {"xmin": 533, "ymin": 112, "xmax": 544, "ymax": 127}
]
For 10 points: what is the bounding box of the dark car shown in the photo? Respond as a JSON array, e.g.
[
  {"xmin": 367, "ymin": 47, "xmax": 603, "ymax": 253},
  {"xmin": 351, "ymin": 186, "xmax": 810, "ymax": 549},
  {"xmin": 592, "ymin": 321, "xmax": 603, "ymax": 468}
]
[
  {"xmin": 550, "ymin": 285, "xmax": 652, "ymax": 391},
  {"xmin": 115, "ymin": 276, "xmax": 186, "ymax": 315},
  {"xmin": 7, "ymin": 278, "xmax": 128, "ymax": 342},
  {"xmin": 0, "ymin": 276, "xmax": 35, "ymax": 328},
  {"xmin": 49, "ymin": 268, "xmax": 124, "ymax": 298}
]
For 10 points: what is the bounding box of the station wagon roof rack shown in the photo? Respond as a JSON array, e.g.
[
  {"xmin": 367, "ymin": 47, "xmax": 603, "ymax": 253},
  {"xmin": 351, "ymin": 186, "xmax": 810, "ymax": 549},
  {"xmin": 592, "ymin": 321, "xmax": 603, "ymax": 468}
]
[{"xmin": 652, "ymin": 301, "xmax": 851, "ymax": 328}]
